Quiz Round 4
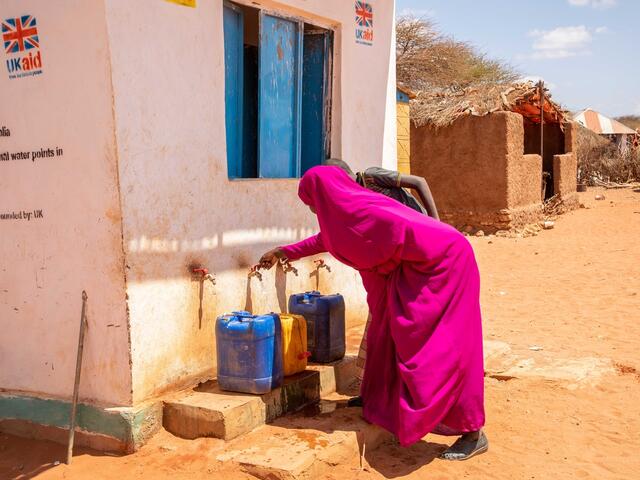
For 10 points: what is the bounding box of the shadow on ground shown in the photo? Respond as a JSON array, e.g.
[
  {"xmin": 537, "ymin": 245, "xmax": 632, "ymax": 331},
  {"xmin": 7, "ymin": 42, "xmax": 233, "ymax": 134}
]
[
  {"xmin": 365, "ymin": 438, "xmax": 448, "ymax": 478},
  {"xmin": 0, "ymin": 433, "xmax": 119, "ymax": 480},
  {"xmin": 275, "ymin": 398, "xmax": 449, "ymax": 478}
]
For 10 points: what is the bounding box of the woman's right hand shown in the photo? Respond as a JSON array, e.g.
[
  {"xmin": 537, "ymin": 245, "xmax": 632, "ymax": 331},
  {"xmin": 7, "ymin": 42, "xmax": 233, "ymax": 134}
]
[{"xmin": 259, "ymin": 247, "xmax": 285, "ymax": 270}]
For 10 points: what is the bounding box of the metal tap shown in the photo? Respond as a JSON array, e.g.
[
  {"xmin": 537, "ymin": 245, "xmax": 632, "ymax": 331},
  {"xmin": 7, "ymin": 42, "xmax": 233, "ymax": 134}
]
[
  {"xmin": 248, "ymin": 265, "xmax": 263, "ymax": 281},
  {"xmin": 193, "ymin": 267, "xmax": 216, "ymax": 285},
  {"xmin": 280, "ymin": 258, "xmax": 298, "ymax": 276},
  {"xmin": 314, "ymin": 259, "xmax": 331, "ymax": 272}
]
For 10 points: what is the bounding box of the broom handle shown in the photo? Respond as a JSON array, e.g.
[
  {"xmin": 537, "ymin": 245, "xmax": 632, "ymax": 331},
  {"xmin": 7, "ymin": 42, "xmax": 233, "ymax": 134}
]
[{"xmin": 67, "ymin": 291, "xmax": 88, "ymax": 465}]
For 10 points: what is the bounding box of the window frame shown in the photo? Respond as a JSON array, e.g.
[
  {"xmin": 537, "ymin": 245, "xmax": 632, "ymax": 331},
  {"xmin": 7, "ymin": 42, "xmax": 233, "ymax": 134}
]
[
  {"xmin": 256, "ymin": 9, "xmax": 304, "ymax": 179},
  {"xmin": 223, "ymin": 1, "xmax": 335, "ymax": 181}
]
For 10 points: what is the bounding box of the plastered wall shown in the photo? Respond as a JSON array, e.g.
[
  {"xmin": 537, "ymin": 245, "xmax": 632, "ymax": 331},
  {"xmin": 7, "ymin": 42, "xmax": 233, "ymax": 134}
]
[
  {"xmin": 0, "ymin": 0, "xmax": 132, "ymax": 406},
  {"xmin": 103, "ymin": 0, "xmax": 397, "ymax": 402},
  {"xmin": 1, "ymin": 0, "xmax": 397, "ymax": 407},
  {"xmin": 411, "ymin": 112, "xmax": 545, "ymax": 231}
]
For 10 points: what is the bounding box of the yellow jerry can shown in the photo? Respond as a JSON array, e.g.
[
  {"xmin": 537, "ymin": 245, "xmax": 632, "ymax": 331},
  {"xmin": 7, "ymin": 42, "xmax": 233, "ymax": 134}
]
[{"xmin": 279, "ymin": 314, "xmax": 310, "ymax": 376}]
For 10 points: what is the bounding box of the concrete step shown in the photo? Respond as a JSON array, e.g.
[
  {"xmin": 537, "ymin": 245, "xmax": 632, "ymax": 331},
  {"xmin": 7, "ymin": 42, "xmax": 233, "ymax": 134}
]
[
  {"xmin": 307, "ymin": 354, "xmax": 358, "ymax": 397},
  {"xmin": 163, "ymin": 355, "xmax": 357, "ymax": 441},
  {"xmin": 215, "ymin": 398, "xmax": 392, "ymax": 480}
]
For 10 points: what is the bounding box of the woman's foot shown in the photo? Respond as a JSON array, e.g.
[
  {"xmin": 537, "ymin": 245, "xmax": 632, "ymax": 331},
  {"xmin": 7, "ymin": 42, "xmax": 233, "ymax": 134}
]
[
  {"xmin": 439, "ymin": 430, "xmax": 488, "ymax": 461},
  {"xmin": 347, "ymin": 396, "xmax": 364, "ymax": 407}
]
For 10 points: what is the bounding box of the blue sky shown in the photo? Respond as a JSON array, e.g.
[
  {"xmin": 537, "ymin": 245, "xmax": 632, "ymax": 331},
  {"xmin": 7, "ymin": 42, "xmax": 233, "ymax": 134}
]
[{"xmin": 396, "ymin": 0, "xmax": 640, "ymax": 117}]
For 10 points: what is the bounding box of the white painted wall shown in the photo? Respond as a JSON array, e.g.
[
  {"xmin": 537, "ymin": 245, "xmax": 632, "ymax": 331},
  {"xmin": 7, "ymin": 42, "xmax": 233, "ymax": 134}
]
[
  {"xmin": 381, "ymin": 1, "xmax": 398, "ymax": 170},
  {"xmin": 103, "ymin": 0, "xmax": 397, "ymax": 402},
  {"xmin": 0, "ymin": 0, "xmax": 132, "ymax": 406},
  {"xmin": 0, "ymin": 0, "xmax": 397, "ymax": 406}
]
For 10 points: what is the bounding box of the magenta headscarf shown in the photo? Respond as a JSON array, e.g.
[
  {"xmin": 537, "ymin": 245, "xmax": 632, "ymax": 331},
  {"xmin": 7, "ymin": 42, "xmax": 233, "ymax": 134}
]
[{"xmin": 297, "ymin": 166, "xmax": 429, "ymax": 271}]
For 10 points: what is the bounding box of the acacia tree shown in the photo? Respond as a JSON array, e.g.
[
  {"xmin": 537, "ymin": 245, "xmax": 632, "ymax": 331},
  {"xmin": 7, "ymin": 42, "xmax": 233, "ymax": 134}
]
[{"xmin": 396, "ymin": 16, "xmax": 518, "ymax": 92}]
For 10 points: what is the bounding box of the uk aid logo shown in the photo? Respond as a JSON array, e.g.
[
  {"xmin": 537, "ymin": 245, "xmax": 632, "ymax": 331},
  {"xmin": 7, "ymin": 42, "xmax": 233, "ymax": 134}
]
[
  {"xmin": 355, "ymin": 1, "xmax": 373, "ymax": 46},
  {"xmin": 2, "ymin": 15, "xmax": 43, "ymax": 79}
]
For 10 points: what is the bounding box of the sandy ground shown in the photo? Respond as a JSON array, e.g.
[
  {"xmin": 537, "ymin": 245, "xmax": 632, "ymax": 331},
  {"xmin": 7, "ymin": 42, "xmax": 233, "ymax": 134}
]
[{"xmin": 2, "ymin": 187, "xmax": 640, "ymax": 480}]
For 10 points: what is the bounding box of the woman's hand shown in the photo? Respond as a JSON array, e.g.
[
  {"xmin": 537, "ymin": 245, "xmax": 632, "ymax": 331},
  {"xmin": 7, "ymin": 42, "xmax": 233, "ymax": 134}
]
[{"xmin": 259, "ymin": 247, "xmax": 286, "ymax": 270}]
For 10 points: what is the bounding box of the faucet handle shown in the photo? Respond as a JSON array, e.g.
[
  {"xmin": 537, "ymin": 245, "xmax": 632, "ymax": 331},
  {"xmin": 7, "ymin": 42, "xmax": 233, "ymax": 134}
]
[
  {"xmin": 314, "ymin": 259, "xmax": 331, "ymax": 272},
  {"xmin": 280, "ymin": 258, "xmax": 298, "ymax": 276},
  {"xmin": 248, "ymin": 265, "xmax": 263, "ymax": 281}
]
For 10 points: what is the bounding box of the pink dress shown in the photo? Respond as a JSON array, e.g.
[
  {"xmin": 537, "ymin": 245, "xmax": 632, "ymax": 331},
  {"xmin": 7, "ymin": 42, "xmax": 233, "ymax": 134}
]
[{"xmin": 280, "ymin": 166, "xmax": 485, "ymax": 446}]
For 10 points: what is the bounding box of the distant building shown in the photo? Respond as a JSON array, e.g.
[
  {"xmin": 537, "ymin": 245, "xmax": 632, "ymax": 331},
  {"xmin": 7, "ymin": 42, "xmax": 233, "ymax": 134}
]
[
  {"xmin": 396, "ymin": 85, "xmax": 416, "ymax": 175},
  {"xmin": 573, "ymin": 108, "xmax": 639, "ymax": 154}
]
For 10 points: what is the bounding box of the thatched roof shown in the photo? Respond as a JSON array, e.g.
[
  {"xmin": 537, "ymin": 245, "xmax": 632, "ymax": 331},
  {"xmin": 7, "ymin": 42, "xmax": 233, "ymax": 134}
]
[{"xmin": 411, "ymin": 82, "xmax": 566, "ymax": 128}]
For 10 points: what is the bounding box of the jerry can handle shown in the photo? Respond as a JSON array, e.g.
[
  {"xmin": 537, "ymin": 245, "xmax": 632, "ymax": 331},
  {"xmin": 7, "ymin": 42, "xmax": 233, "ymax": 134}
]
[
  {"xmin": 231, "ymin": 311, "xmax": 253, "ymax": 321},
  {"xmin": 297, "ymin": 351, "xmax": 312, "ymax": 360},
  {"xmin": 300, "ymin": 291, "xmax": 321, "ymax": 304}
]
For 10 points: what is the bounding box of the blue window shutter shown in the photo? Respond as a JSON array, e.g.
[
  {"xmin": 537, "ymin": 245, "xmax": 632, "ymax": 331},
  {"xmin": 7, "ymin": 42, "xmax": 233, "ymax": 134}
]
[
  {"xmin": 258, "ymin": 13, "xmax": 302, "ymax": 178},
  {"xmin": 223, "ymin": 3, "xmax": 244, "ymax": 178},
  {"xmin": 302, "ymin": 31, "xmax": 331, "ymax": 174}
]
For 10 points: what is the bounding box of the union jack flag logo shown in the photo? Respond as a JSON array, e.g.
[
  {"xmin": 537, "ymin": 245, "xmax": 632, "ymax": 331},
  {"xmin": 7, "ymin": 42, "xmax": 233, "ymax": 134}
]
[
  {"xmin": 2, "ymin": 15, "xmax": 39, "ymax": 54},
  {"xmin": 355, "ymin": 1, "xmax": 373, "ymax": 28}
]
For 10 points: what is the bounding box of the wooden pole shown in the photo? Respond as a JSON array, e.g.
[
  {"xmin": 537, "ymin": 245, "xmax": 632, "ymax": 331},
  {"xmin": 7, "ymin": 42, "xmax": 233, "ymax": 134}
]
[
  {"xmin": 67, "ymin": 291, "xmax": 88, "ymax": 465},
  {"xmin": 539, "ymin": 80, "xmax": 546, "ymax": 201},
  {"xmin": 539, "ymin": 80, "xmax": 545, "ymax": 158}
]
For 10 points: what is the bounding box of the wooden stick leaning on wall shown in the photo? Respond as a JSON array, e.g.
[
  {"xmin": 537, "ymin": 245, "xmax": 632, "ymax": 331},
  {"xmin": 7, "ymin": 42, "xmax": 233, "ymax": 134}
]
[{"xmin": 67, "ymin": 290, "xmax": 88, "ymax": 465}]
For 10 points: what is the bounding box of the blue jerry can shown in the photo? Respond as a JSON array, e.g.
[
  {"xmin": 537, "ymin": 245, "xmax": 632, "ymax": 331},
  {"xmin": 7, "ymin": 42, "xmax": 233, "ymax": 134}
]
[
  {"xmin": 288, "ymin": 292, "xmax": 346, "ymax": 363},
  {"xmin": 215, "ymin": 311, "xmax": 283, "ymax": 394}
]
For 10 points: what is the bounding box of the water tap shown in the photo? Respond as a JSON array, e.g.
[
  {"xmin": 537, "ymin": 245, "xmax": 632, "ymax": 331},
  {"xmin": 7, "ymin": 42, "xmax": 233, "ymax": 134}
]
[
  {"xmin": 248, "ymin": 265, "xmax": 263, "ymax": 281},
  {"xmin": 280, "ymin": 258, "xmax": 299, "ymax": 276},
  {"xmin": 193, "ymin": 267, "xmax": 216, "ymax": 285},
  {"xmin": 314, "ymin": 259, "xmax": 331, "ymax": 272}
]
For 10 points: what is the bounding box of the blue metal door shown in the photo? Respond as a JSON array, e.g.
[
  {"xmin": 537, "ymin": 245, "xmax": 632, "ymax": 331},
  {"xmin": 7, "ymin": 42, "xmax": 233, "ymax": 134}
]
[
  {"xmin": 223, "ymin": 2, "xmax": 244, "ymax": 178},
  {"xmin": 302, "ymin": 31, "xmax": 331, "ymax": 174},
  {"xmin": 258, "ymin": 13, "xmax": 302, "ymax": 178}
]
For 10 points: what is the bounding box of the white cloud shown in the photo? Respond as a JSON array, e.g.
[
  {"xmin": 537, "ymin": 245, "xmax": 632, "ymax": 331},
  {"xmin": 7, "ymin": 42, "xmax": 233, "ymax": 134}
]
[
  {"xmin": 568, "ymin": 0, "xmax": 617, "ymax": 9},
  {"xmin": 595, "ymin": 26, "xmax": 609, "ymax": 34},
  {"xmin": 528, "ymin": 26, "xmax": 592, "ymax": 59},
  {"xmin": 398, "ymin": 7, "xmax": 435, "ymax": 18}
]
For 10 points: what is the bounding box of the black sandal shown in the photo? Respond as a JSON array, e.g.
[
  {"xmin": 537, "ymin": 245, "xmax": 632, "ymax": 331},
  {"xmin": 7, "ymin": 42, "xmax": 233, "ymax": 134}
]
[{"xmin": 439, "ymin": 431, "xmax": 488, "ymax": 461}]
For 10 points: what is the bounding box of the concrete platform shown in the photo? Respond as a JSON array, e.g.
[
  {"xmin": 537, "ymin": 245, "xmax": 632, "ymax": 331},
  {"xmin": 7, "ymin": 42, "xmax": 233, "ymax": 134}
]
[
  {"xmin": 163, "ymin": 355, "xmax": 357, "ymax": 441},
  {"xmin": 216, "ymin": 401, "xmax": 392, "ymax": 480}
]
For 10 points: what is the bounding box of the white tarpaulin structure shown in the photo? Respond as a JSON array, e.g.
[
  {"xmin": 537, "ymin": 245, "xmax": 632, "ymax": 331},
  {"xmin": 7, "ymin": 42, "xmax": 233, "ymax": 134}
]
[
  {"xmin": 573, "ymin": 108, "xmax": 636, "ymax": 135},
  {"xmin": 573, "ymin": 108, "xmax": 638, "ymax": 153}
]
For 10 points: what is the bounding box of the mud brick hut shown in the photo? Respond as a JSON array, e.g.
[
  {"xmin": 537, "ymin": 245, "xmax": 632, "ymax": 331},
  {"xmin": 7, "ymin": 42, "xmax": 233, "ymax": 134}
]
[
  {"xmin": 410, "ymin": 82, "xmax": 578, "ymax": 232},
  {"xmin": 0, "ymin": 0, "xmax": 398, "ymax": 453}
]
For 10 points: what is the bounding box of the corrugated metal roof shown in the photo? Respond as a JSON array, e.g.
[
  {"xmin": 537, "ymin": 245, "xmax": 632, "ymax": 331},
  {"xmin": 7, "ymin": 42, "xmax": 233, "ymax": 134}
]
[{"xmin": 573, "ymin": 108, "xmax": 637, "ymax": 135}]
